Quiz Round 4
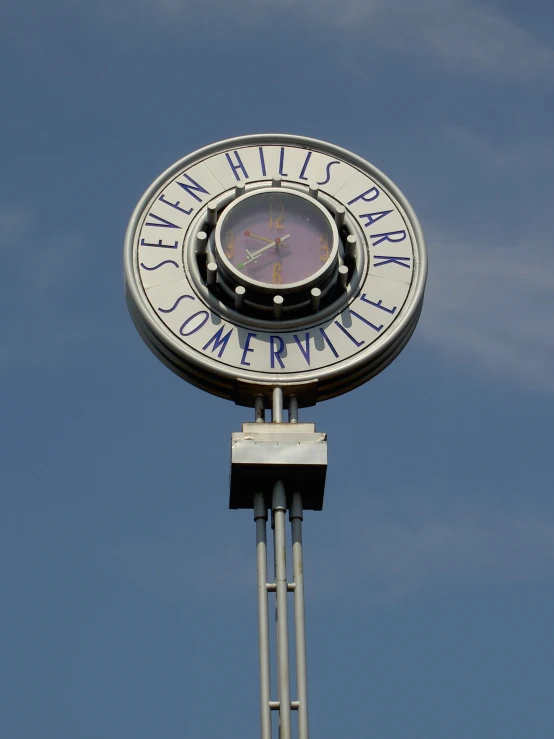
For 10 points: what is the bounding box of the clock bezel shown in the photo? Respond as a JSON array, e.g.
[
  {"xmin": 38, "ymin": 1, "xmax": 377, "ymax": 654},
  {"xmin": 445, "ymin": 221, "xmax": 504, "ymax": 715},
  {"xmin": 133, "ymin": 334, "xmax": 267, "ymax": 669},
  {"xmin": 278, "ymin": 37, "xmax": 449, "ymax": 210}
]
[{"xmin": 214, "ymin": 186, "xmax": 340, "ymax": 295}]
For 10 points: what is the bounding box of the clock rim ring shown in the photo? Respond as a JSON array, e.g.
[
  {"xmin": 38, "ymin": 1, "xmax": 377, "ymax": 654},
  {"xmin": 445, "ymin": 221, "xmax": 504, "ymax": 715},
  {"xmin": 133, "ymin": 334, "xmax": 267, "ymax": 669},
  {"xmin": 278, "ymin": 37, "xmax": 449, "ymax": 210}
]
[
  {"xmin": 123, "ymin": 133, "xmax": 427, "ymax": 404},
  {"xmin": 213, "ymin": 185, "xmax": 340, "ymax": 294},
  {"xmin": 184, "ymin": 182, "xmax": 368, "ymax": 329}
]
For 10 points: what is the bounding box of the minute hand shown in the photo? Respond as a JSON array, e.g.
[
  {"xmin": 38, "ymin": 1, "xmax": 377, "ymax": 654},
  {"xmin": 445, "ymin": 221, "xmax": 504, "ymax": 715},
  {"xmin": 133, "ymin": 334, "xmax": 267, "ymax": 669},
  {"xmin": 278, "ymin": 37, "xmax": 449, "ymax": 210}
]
[{"xmin": 244, "ymin": 233, "xmax": 291, "ymax": 263}]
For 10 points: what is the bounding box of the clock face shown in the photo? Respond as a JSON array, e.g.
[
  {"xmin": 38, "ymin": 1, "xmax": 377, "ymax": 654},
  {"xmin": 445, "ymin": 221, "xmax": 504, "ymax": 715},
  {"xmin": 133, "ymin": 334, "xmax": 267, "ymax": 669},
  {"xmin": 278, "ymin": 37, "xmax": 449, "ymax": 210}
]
[{"xmin": 216, "ymin": 190, "xmax": 336, "ymax": 289}]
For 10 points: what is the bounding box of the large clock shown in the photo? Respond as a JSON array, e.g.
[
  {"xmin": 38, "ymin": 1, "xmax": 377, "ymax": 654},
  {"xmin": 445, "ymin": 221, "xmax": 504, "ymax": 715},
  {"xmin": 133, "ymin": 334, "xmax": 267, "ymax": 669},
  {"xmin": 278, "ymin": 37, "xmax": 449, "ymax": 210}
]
[
  {"xmin": 214, "ymin": 188, "xmax": 338, "ymax": 293},
  {"xmin": 123, "ymin": 134, "xmax": 427, "ymax": 407}
]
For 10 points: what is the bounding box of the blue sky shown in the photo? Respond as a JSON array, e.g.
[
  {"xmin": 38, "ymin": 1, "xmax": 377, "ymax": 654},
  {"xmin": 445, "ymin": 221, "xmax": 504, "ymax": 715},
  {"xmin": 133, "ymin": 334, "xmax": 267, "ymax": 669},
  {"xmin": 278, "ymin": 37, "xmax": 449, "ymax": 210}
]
[{"xmin": 1, "ymin": 1, "xmax": 554, "ymax": 737}]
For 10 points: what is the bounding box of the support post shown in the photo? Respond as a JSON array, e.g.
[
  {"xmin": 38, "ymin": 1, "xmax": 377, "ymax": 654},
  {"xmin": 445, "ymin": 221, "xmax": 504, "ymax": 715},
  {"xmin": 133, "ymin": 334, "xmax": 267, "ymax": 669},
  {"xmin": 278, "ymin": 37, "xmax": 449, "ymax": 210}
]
[
  {"xmin": 290, "ymin": 493, "xmax": 309, "ymax": 739},
  {"xmin": 288, "ymin": 395, "xmax": 299, "ymax": 424},
  {"xmin": 272, "ymin": 388, "xmax": 283, "ymax": 423},
  {"xmin": 255, "ymin": 395, "xmax": 265, "ymax": 423},
  {"xmin": 237, "ymin": 416, "xmax": 326, "ymax": 739},
  {"xmin": 273, "ymin": 481, "xmax": 291, "ymax": 739},
  {"xmin": 254, "ymin": 493, "xmax": 272, "ymax": 739}
]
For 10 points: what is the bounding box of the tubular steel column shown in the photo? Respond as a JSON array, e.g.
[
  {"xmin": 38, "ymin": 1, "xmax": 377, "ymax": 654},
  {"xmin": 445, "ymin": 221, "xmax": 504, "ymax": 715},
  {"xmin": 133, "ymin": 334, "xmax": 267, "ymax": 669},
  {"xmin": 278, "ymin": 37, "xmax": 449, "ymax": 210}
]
[
  {"xmin": 290, "ymin": 493, "xmax": 309, "ymax": 739},
  {"xmin": 254, "ymin": 493, "xmax": 272, "ymax": 739},
  {"xmin": 273, "ymin": 481, "xmax": 291, "ymax": 739},
  {"xmin": 272, "ymin": 387, "xmax": 284, "ymax": 423},
  {"xmin": 234, "ymin": 406, "xmax": 326, "ymax": 739}
]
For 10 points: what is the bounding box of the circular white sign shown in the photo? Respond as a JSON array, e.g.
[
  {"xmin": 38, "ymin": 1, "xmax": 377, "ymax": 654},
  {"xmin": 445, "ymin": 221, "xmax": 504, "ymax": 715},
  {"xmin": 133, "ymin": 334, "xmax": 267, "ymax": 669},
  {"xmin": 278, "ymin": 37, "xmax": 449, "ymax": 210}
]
[{"xmin": 124, "ymin": 134, "xmax": 427, "ymax": 407}]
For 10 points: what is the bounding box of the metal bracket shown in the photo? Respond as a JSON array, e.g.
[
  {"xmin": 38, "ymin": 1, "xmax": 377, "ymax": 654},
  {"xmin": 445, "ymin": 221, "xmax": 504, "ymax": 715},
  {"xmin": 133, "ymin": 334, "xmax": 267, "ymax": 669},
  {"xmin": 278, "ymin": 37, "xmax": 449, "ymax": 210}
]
[
  {"xmin": 229, "ymin": 422, "xmax": 328, "ymax": 510},
  {"xmin": 269, "ymin": 701, "xmax": 301, "ymax": 711}
]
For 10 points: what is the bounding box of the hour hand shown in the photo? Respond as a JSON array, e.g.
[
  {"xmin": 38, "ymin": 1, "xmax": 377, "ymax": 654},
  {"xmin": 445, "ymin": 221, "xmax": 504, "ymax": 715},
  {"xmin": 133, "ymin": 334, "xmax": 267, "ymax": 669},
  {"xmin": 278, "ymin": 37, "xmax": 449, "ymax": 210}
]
[
  {"xmin": 244, "ymin": 231, "xmax": 273, "ymax": 244},
  {"xmin": 244, "ymin": 234, "xmax": 291, "ymax": 262}
]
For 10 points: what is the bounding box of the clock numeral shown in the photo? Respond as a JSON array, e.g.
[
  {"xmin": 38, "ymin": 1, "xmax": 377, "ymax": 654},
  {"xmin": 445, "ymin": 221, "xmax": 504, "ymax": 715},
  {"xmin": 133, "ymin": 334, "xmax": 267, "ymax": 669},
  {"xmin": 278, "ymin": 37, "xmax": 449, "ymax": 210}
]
[
  {"xmin": 225, "ymin": 231, "xmax": 235, "ymax": 259},
  {"xmin": 269, "ymin": 202, "xmax": 285, "ymax": 232},
  {"xmin": 273, "ymin": 263, "xmax": 283, "ymax": 285},
  {"xmin": 320, "ymin": 233, "xmax": 329, "ymax": 264}
]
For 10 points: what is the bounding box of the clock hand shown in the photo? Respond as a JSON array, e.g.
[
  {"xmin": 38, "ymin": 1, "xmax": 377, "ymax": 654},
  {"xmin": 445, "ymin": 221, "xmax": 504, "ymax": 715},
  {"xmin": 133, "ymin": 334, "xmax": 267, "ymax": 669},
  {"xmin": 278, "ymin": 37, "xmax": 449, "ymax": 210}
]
[
  {"xmin": 237, "ymin": 234, "xmax": 291, "ymax": 270},
  {"xmin": 244, "ymin": 231, "xmax": 274, "ymax": 244},
  {"xmin": 242, "ymin": 234, "xmax": 291, "ymax": 264}
]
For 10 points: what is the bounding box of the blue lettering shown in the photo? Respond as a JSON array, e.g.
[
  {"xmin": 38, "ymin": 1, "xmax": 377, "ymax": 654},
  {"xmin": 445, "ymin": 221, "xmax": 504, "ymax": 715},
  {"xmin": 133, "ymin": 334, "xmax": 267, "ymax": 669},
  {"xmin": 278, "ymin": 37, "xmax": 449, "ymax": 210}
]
[
  {"xmin": 317, "ymin": 160, "xmax": 340, "ymax": 186},
  {"xmin": 241, "ymin": 332, "xmax": 256, "ymax": 366},
  {"xmin": 359, "ymin": 210, "xmax": 392, "ymax": 228},
  {"xmin": 140, "ymin": 238, "xmax": 178, "ymax": 249},
  {"xmin": 374, "ymin": 256, "xmax": 411, "ymax": 268},
  {"xmin": 293, "ymin": 333, "xmax": 311, "ymax": 365},
  {"xmin": 158, "ymin": 294, "xmax": 194, "ymax": 314},
  {"xmin": 319, "ymin": 328, "xmax": 339, "ymax": 358},
  {"xmin": 347, "ymin": 187, "xmax": 380, "ymax": 206},
  {"xmin": 225, "ymin": 151, "xmax": 249, "ymax": 181},
  {"xmin": 176, "ymin": 173, "xmax": 210, "ymax": 203},
  {"xmin": 279, "ymin": 147, "xmax": 288, "ymax": 176},
  {"xmin": 334, "ymin": 321, "xmax": 364, "ymax": 347},
  {"xmin": 259, "ymin": 147, "xmax": 267, "ymax": 176},
  {"xmin": 144, "ymin": 212, "xmax": 181, "ymax": 229},
  {"xmin": 140, "ymin": 260, "xmax": 179, "ymax": 271},
  {"xmin": 360, "ymin": 295, "xmax": 397, "ymax": 314},
  {"xmin": 299, "ymin": 151, "xmax": 312, "ymax": 180},
  {"xmin": 350, "ymin": 309, "xmax": 383, "ymax": 333},
  {"xmin": 159, "ymin": 194, "xmax": 193, "ymax": 216},
  {"xmin": 202, "ymin": 325, "xmax": 234, "ymax": 358},
  {"xmin": 270, "ymin": 335, "xmax": 285, "ymax": 369},
  {"xmin": 180, "ymin": 310, "xmax": 209, "ymax": 336},
  {"xmin": 370, "ymin": 230, "xmax": 406, "ymax": 247}
]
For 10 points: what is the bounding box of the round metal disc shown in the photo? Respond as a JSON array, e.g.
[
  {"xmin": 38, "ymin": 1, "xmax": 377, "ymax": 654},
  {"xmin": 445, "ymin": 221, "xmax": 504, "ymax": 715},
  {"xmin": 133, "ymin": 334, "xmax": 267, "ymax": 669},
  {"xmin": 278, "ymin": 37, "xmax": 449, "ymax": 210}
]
[{"xmin": 124, "ymin": 134, "xmax": 427, "ymax": 407}]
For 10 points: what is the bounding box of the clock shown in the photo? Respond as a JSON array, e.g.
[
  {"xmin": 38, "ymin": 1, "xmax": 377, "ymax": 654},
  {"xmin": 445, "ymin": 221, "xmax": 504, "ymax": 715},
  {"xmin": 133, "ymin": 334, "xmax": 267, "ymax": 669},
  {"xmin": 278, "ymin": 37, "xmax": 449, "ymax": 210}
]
[
  {"xmin": 214, "ymin": 188, "xmax": 338, "ymax": 293},
  {"xmin": 124, "ymin": 134, "xmax": 427, "ymax": 407}
]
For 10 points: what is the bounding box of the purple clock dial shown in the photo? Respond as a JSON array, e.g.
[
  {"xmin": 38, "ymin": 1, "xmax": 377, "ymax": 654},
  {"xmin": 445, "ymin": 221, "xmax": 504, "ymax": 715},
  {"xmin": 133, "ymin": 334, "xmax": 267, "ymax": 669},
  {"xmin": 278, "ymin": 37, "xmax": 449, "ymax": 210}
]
[{"xmin": 217, "ymin": 191, "xmax": 335, "ymax": 288}]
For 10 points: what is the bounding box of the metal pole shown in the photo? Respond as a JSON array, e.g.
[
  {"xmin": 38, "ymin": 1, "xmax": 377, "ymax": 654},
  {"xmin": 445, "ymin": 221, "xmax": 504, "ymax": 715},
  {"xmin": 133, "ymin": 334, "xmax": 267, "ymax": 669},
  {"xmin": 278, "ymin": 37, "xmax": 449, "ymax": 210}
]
[
  {"xmin": 290, "ymin": 493, "xmax": 309, "ymax": 739},
  {"xmin": 255, "ymin": 395, "xmax": 265, "ymax": 423},
  {"xmin": 273, "ymin": 481, "xmax": 291, "ymax": 739},
  {"xmin": 288, "ymin": 395, "xmax": 299, "ymax": 424},
  {"xmin": 254, "ymin": 493, "xmax": 272, "ymax": 739},
  {"xmin": 272, "ymin": 388, "xmax": 283, "ymax": 423}
]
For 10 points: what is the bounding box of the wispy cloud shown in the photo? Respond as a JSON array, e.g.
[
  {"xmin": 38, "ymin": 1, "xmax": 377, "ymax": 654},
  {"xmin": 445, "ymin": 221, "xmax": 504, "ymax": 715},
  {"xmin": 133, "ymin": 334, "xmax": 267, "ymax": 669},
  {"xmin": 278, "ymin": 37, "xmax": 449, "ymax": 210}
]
[
  {"xmin": 419, "ymin": 224, "xmax": 554, "ymax": 395},
  {"xmin": 0, "ymin": 207, "xmax": 31, "ymax": 243},
  {"xmin": 0, "ymin": 206, "xmax": 83, "ymax": 296},
  {"xmin": 420, "ymin": 118, "xmax": 554, "ymax": 394},
  {"xmin": 308, "ymin": 496, "xmax": 554, "ymax": 602},
  {"xmin": 110, "ymin": 531, "xmax": 254, "ymax": 600},
  {"xmin": 442, "ymin": 125, "xmax": 554, "ymax": 174},
  {"xmin": 371, "ymin": 0, "xmax": 554, "ymax": 81},
  {"xmin": 99, "ymin": 0, "xmax": 554, "ymax": 83},
  {"xmin": 108, "ymin": 495, "xmax": 554, "ymax": 604},
  {"xmin": 0, "ymin": 206, "xmax": 87, "ymax": 367},
  {"xmin": 299, "ymin": 0, "xmax": 554, "ymax": 82}
]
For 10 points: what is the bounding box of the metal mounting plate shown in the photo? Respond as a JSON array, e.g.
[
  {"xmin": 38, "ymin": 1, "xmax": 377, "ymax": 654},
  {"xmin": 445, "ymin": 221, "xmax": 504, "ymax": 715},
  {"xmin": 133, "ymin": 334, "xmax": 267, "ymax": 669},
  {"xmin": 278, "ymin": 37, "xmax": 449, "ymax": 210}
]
[{"xmin": 229, "ymin": 423, "xmax": 327, "ymax": 510}]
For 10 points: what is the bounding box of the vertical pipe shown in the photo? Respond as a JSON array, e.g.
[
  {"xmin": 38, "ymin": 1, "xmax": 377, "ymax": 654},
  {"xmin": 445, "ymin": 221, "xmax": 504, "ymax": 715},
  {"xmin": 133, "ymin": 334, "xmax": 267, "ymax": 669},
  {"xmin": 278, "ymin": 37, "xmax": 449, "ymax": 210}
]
[
  {"xmin": 273, "ymin": 481, "xmax": 291, "ymax": 739},
  {"xmin": 272, "ymin": 508, "xmax": 279, "ymax": 711},
  {"xmin": 288, "ymin": 395, "xmax": 299, "ymax": 424},
  {"xmin": 254, "ymin": 494, "xmax": 272, "ymax": 739},
  {"xmin": 290, "ymin": 493, "xmax": 309, "ymax": 739},
  {"xmin": 272, "ymin": 387, "xmax": 283, "ymax": 424},
  {"xmin": 255, "ymin": 395, "xmax": 265, "ymax": 423}
]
